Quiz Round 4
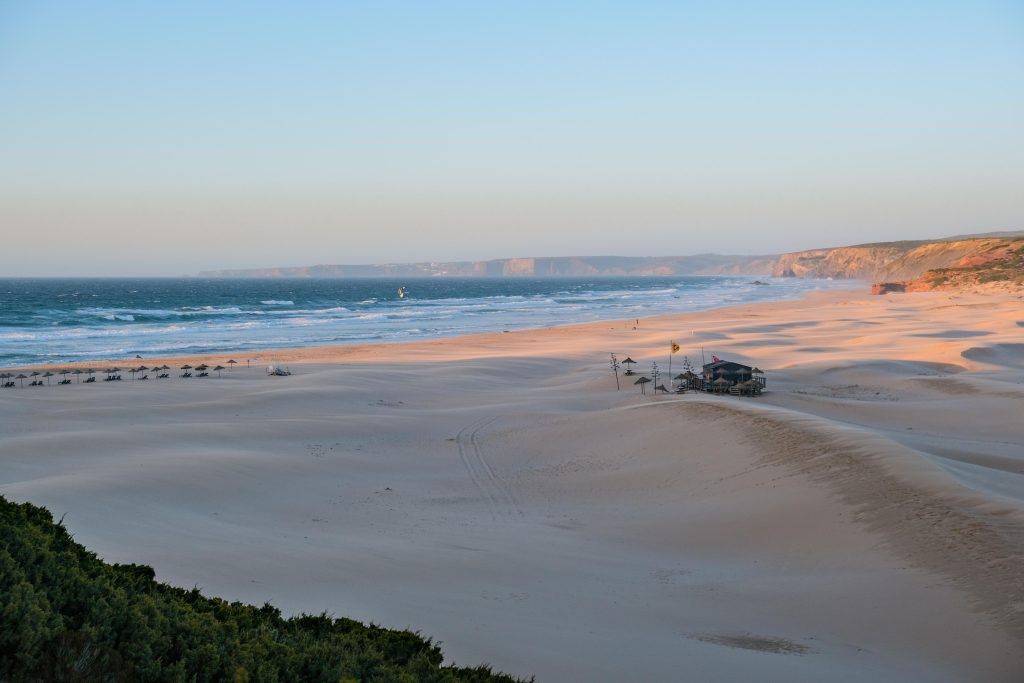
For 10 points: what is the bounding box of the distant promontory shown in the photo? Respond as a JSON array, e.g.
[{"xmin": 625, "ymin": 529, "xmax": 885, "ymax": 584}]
[{"xmin": 198, "ymin": 231, "xmax": 1024, "ymax": 290}]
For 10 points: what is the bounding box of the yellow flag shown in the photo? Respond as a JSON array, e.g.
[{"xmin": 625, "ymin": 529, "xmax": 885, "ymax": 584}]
[{"xmin": 670, "ymin": 341, "xmax": 680, "ymax": 354}]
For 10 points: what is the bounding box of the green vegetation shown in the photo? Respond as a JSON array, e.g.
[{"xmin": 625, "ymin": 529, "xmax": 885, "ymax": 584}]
[
  {"xmin": 916, "ymin": 239, "xmax": 1024, "ymax": 289},
  {"xmin": 0, "ymin": 495, "xmax": 525, "ymax": 682}
]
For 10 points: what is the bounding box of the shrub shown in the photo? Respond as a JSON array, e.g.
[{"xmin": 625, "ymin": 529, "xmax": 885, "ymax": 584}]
[{"xmin": 0, "ymin": 496, "xmax": 526, "ymax": 683}]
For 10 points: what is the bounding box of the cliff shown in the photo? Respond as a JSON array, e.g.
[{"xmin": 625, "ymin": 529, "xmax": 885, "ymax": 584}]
[
  {"xmin": 198, "ymin": 254, "xmax": 773, "ymax": 278},
  {"xmin": 197, "ymin": 232, "xmax": 1024, "ymax": 286},
  {"xmin": 767, "ymin": 237, "xmax": 1024, "ymax": 281},
  {"xmin": 872, "ymin": 238, "xmax": 1024, "ymax": 293}
]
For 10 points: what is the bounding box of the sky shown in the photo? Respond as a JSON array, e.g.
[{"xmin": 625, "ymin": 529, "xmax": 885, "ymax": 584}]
[{"xmin": 1, "ymin": 1, "xmax": 1022, "ymax": 276}]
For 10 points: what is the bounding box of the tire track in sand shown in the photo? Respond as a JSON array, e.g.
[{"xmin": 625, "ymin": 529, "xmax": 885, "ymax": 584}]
[{"xmin": 455, "ymin": 417, "xmax": 523, "ymax": 519}]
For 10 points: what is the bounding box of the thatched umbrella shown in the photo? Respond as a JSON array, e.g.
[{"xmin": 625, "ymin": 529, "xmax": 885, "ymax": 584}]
[
  {"xmin": 30, "ymin": 371, "xmax": 40, "ymax": 385},
  {"xmin": 73, "ymin": 369, "xmax": 83, "ymax": 383},
  {"xmin": 15, "ymin": 373, "xmax": 27, "ymax": 388},
  {"xmin": 129, "ymin": 367, "xmax": 138, "ymax": 380},
  {"xmin": 227, "ymin": 359, "xmax": 237, "ymax": 371},
  {"xmin": 622, "ymin": 357, "xmax": 637, "ymax": 375},
  {"xmin": 713, "ymin": 377, "xmax": 730, "ymax": 393},
  {"xmin": 213, "ymin": 365, "xmax": 225, "ymax": 378},
  {"xmin": 181, "ymin": 364, "xmax": 192, "ymax": 370},
  {"xmin": 739, "ymin": 379, "xmax": 756, "ymax": 395},
  {"xmin": 43, "ymin": 371, "xmax": 54, "ymax": 385},
  {"xmin": 634, "ymin": 376, "xmax": 651, "ymax": 395}
]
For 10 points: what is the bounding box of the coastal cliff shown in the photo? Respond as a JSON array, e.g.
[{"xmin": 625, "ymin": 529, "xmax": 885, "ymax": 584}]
[
  {"xmin": 198, "ymin": 254, "xmax": 772, "ymax": 278},
  {"xmin": 871, "ymin": 238, "xmax": 1024, "ymax": 293},
  {"xmin": 764, "ymin": 236, "xmax": 1024, "ymax": 283},
  {"xmin": 197, "ymin": 232, "xmax": 1024, "ymax": 287}
]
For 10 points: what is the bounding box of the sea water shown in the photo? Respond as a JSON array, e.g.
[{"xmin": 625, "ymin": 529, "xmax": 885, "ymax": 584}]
[{"xmin": 0, "ymin": 277, "xmax": 849, "ymax": 367}]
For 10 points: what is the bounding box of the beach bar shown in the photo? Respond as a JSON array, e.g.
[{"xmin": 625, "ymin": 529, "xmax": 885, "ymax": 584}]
[{"xmin": 701, "ymin": 359, "xmax": 765, "ymax": 394}]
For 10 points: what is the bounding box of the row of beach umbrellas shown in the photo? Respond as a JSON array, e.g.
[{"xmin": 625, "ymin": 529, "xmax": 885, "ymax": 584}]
[{"xmin": 1, "ymin": 359, "xmax": 240, "ymax": 387}]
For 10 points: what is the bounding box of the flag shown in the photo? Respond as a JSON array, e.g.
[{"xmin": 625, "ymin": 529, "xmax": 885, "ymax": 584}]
[
  {"xmin": 712, "ymin": 356, "xmax": 720, "ymax": 362},
  {"xmin": 670, "ymin": 341, "xmax": 680, "ymax": 354}
]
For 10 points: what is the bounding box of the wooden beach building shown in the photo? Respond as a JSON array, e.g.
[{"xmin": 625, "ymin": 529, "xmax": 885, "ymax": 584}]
[{"xmin": 701, "ymin": 360, "xmax": 766, "ymax": 394}]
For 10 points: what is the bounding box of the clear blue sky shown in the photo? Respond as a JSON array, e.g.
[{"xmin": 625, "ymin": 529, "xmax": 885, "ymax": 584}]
[{"xmin": 2, "ymin": 1, "xmax": 1022, "ymax": 275}]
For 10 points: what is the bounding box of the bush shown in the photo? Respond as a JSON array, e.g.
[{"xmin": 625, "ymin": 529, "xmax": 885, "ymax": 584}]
[{"xmin": 0, "ymin": 496, "xmax": 526, "ymax": 682}]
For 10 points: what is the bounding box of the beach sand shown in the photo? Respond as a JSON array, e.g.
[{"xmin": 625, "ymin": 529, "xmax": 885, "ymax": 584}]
[{"xmin": 2, "ymin": 288, "xmax": 1023, "ymax": 681}]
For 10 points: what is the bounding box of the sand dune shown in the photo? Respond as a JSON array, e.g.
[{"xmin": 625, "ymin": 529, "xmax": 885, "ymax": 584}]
[{"xmin": 2, "ymin": 288, "xmax": 1023, "ymax": 681}]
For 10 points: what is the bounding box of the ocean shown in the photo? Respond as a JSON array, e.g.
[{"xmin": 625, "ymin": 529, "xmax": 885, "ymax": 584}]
[{"xmin": 0, "ymin": 276, "xmax": 847, "ymax": 367}]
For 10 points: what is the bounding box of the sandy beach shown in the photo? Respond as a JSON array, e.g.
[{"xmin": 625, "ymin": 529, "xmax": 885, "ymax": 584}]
[{"xmin": 2, "ymin": 287, "xmax": 1023, "ymax": 681}]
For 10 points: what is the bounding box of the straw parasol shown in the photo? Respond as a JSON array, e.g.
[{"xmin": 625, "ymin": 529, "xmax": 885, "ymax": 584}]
[
  {"xmin": 227, "ymin": 359, "xmax": 237, "ymax": 371},
  {"xmin": 43, "ymin": 371, "xmax": 53, "ymax": 385},
  {"xmin": 73, "ymin": 369, "xmax": 83, "ymax": 383},
  {"xmin": 213, "ymin": 365, "xmax": 225, "ymax": 377},
  {"xmin": 15, "ymin": 373, "xmax": 27, "ymax": 388},
  {"xmin": 713, "ymin": 377, "xmax": 730, "ymax": 393},
  {"xmin": 181, "ymin": 364, "xmax": 192, "ymax": 370},
  {"xmin": 634, "ymin": 375, "xmax": 651, "ymax": 395},
  {"xmin": 30, "ymin": 371, "xmax": 40, "ymax": 385},
  {"xmin": 622, "ymin": 357, "xmax": 637, "ymax": 375}
]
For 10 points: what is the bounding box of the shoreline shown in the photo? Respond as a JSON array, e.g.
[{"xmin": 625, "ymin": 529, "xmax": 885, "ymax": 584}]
[
  {"xmin": 4, "ymin": 284, "xmax": 865, "ymax": 373},
  {"xmin": 3, "ymin": 285, "xmax": 1023, "ymax": 680}
]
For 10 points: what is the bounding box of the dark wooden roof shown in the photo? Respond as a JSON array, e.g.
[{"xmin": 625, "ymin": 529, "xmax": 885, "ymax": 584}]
[{"xmin": 702, "ymin": 360, "xmax": 752, "ymax": 372}]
